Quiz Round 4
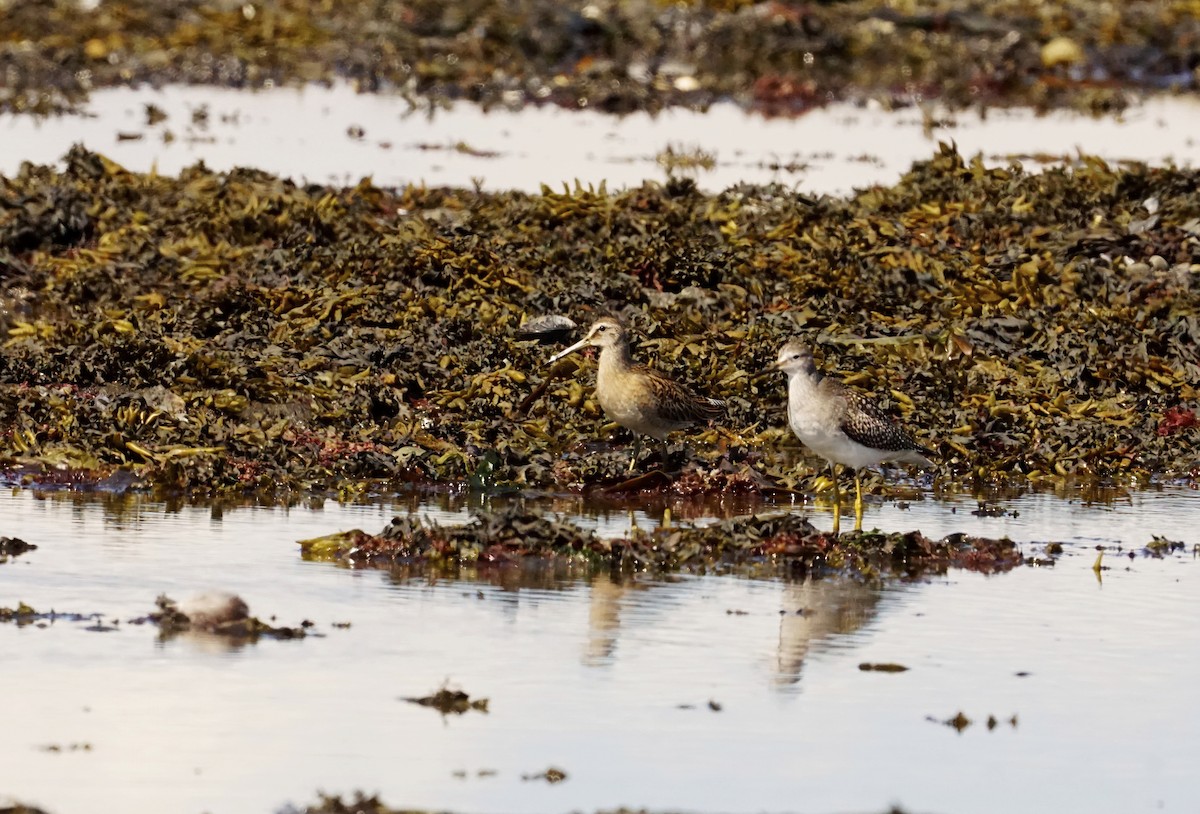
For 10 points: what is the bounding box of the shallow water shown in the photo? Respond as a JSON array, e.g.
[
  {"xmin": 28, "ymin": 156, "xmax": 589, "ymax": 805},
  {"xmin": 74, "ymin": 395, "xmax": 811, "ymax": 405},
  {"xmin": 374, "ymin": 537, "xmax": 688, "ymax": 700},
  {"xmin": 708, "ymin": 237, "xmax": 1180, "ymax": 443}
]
[
  {"xmin": 2, "ymin": 486, "xmax": 1198, "ymax": 814},
  {"xmin": 3, "ymin": 85, "xmax": 1199, "ymax": 193}
]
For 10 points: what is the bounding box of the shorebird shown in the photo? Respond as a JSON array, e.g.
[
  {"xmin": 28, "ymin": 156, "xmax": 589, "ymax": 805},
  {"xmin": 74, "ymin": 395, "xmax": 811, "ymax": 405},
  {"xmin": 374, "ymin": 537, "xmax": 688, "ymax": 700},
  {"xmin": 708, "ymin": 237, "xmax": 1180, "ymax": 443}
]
[
  {"xmin": 547, "ymin": 316, "xmax": 725, "ymax": 472},
  {"xmin": 772, "ymin": 340, "xmax": 934, "ymax": 533}
]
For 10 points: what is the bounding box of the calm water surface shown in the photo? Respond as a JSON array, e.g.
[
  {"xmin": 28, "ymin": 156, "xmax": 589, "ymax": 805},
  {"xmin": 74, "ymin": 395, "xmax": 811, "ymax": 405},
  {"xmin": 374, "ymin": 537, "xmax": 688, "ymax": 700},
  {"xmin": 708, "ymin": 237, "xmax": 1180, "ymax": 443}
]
[
  {"xmin": 1, "ymin": 486, "xmax": 1198, "ymax": 814},
  {"xmin": 3, "ymin": 85, "xmax": 1199, "ymax": 193}
]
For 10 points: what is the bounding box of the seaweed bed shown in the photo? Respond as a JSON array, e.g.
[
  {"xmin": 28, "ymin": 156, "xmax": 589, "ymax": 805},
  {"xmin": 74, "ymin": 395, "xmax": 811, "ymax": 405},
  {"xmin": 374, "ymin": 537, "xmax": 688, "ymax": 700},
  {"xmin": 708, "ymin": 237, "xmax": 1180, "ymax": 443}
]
[
  {"xmin": 1, "ymin": 143, "xmax": 1198, "ymax": 500},
  {"xmin": 299, "ymin": 503, "xmax": 1025, "ymax": 578},
  {"xmin": 2, "ymin": 0, "xmax": 1198, "ymax": 117}
]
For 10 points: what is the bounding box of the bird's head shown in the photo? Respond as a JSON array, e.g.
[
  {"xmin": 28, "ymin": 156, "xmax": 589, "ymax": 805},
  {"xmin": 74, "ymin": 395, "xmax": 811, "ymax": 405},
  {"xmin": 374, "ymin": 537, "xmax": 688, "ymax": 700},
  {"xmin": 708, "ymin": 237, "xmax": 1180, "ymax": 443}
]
[
  {"xmin": 770, "ymin": 340, "xmax": 816, "ymax": 376},
  {"xmin": 547, "ymin": 316, "xmax": 625, "ymax": 364}
]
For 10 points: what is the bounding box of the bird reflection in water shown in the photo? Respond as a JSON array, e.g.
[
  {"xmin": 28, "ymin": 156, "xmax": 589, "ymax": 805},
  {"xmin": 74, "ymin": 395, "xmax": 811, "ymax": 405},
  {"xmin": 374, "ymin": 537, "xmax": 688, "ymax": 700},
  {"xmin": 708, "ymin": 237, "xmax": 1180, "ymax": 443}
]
[{"xmin": 774, "ymin": 576, "xmax": 883, "ymax": 687}]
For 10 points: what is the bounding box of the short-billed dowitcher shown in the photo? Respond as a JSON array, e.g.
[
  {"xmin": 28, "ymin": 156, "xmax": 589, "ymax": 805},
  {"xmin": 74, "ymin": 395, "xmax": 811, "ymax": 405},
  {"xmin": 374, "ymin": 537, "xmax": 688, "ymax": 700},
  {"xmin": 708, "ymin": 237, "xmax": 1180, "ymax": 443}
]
[
  {"xmin": 772, "ymin": 341, "xmax": 934, "ymax": 533},
  {"xmin": 548, "ymin": 316, "xmax": 725, "ymax": 472}
]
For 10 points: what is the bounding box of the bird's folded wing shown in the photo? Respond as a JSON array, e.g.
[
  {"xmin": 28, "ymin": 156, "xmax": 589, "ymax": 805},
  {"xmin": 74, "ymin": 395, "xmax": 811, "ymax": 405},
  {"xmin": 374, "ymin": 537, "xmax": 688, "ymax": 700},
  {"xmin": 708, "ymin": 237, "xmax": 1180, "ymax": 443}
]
[
  {"xmin": 644, "ymin": 372, "xmax": 724, "ymax": 423},
  {"xmin": 839, "ymin": 390, "xmax": 923, "ymax": 452}
]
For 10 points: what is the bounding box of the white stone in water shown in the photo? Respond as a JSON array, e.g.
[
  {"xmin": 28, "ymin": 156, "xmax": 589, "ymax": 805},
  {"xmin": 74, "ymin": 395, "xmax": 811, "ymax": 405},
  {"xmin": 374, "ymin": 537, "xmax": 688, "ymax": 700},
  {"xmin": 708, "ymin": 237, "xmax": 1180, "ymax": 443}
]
[{"xmin": 178, "ymin": 591, "xmax": 250, "ymax": 629}]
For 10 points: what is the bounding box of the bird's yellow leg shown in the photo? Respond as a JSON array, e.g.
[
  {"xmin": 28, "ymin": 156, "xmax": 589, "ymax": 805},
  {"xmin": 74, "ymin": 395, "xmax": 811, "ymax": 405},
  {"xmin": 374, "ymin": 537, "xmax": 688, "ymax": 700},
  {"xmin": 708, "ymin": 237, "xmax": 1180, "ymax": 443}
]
[
  {"xmin": 830, "ymin": 463, "xmax": 841, "ymax": 536},
  {"xmin": 854, "ymin": 473, "xmax": 864, "ymax": 532},
  {"xmin": 627, "ymin": 435, "xmax": 642, "ymax": 473}
]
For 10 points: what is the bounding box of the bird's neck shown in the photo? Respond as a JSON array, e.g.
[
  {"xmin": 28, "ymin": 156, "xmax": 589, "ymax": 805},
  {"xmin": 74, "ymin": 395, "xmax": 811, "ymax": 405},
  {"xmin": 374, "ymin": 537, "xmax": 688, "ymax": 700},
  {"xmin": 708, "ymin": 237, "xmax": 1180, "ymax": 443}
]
[
  {"xmin": 787, "ymin": 369, "xmax": 823, "ymax": 402},
  {"xmin": 597, "ymin": 341, "xmax": 635, "ymax": 386}
]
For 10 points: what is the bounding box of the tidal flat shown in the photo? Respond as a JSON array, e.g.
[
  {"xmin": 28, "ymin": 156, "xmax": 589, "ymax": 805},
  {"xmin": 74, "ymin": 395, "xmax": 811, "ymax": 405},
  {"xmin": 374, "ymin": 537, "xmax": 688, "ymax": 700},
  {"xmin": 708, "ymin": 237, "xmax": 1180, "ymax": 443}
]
[{"xmin": 2, "ymin": 2, "xmax": 1200, "ymax": 813}]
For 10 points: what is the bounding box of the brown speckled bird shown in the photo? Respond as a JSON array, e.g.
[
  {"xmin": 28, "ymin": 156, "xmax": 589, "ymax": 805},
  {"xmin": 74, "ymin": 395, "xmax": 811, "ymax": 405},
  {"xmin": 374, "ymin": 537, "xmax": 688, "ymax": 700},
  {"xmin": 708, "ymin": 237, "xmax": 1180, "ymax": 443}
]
[
  {"xmin": 772, "ymin": 340, "xmax": 934, "ymax": 533},
  {"xmin": 548, "ymin": 316, "xmax": 725, "ymax": 472}
]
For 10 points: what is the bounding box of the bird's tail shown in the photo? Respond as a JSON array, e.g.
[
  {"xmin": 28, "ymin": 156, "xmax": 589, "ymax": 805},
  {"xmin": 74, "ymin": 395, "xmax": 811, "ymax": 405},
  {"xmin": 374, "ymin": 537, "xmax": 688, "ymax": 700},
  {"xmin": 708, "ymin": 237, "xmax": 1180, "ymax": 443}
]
[{"xmin": 900, "ymin": 446, "xmax": 936, "ymax": 469}]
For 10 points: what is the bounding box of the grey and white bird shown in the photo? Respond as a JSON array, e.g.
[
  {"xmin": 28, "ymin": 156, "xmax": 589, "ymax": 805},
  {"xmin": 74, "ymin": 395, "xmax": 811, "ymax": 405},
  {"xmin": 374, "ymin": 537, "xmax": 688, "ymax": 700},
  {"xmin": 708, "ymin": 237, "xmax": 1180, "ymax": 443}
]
[{"xmin": 772, "ymin": 340, "xmax": 934, "ymax": 533}]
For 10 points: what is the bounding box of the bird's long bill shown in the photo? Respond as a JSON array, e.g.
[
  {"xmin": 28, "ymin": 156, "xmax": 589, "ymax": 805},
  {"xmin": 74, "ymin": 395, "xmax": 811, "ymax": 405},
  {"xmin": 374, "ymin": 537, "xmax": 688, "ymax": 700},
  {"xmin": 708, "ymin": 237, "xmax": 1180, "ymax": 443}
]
[{"xmin": 547, "ymin": 337, "xmax": 590, "ymax": 365}]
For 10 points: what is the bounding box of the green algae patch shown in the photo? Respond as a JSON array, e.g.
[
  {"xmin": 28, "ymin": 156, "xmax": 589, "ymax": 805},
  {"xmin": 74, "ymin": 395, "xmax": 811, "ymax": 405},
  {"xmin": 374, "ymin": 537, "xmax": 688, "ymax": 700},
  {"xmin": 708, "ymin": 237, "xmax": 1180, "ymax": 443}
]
[
  {"xmin": 2, "ymin": 145, "xmax": 1199, "ymax": 499},
  {"xmin": 2, "ymin": 0, "xmax": 1196, "ymax": 116},
  {"xmin": 859, "ymin": 662, "xmax": 910, "ymax": 673},
  {"xmin": 300, "ymin": 504, "xmax": 1022, "ymax": 577}
]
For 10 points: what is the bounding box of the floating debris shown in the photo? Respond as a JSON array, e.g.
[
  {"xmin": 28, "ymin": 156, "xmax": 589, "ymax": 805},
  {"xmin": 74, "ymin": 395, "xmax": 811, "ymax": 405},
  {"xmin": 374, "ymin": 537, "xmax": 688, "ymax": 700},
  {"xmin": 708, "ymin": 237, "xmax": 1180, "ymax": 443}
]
[
  {"xmin": 971, "ymin": 502, "xmax": 1016, "ymax": 518},
  {"xmin": 858, "ymin": 662, "xmax": 910, "ymax": 673},
  {"xmin": 1144, "ymin": 536, "xmax": 1186, "ymax": 557},
  {"xmin": 521, "ymin": 766, "xmax": 568, "ymax": 784},
  {"xmin": 930, "ymin": 711, "xmax": 1018, "ymax": 732},
  {"xmin": 403, "ymin": 685, "xmax": 489, "ymax": 716},
  {"xmin": 940, "ymin": 711, "xmax": 972, "ymax": 733},
  {"xmin": 0, "ymin": 535, "xmax": 37, "ymax": 562},
  {"xmin": 37, "ymin": 742, "xmax": 93, "ymax": 753}
]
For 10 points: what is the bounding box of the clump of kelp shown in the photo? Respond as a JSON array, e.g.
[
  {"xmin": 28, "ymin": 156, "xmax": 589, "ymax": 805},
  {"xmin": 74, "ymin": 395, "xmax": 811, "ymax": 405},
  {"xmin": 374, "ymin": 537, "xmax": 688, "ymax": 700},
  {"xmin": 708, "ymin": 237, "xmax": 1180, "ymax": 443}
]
[
  {"xmin": 1, "ymin": 144, "xmax": 1199, "ymax": 499},
  {"xmin": 300, "ymin": 504, "xmax": 1022, "ymax": 577},
  {"xmin": 1, "ymin": 0, "xmax": 1197, "ymax": 116}
]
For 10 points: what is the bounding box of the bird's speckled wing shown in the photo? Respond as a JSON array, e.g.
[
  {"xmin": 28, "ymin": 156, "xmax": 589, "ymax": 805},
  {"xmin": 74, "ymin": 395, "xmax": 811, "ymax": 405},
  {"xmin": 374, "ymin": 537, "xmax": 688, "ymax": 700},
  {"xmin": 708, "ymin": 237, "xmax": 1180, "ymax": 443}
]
[
  {"xmin": 638, "ymin": 365, "xmax": 725, "ymax": 425},
  {"xmin": 827, "ymin": 381, "xmax": 926, "ymax": 454}
]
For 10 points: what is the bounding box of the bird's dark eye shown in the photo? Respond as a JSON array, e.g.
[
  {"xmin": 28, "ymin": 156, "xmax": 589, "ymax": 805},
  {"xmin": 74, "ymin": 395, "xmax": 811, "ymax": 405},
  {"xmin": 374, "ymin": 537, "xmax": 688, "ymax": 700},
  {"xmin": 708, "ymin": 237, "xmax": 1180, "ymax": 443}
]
[{"xmin": 596, "ymin": 325, "xmax": 607, "ymax": 332}]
